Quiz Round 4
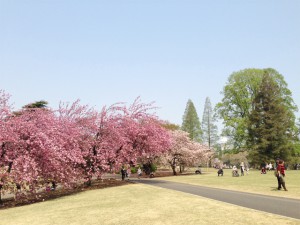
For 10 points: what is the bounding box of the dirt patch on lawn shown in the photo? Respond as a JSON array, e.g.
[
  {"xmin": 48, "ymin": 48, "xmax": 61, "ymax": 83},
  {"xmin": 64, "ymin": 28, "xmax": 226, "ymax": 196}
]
[{"xmin": 0, "ymin": 179, "xmax": 129, "ymax": 210}]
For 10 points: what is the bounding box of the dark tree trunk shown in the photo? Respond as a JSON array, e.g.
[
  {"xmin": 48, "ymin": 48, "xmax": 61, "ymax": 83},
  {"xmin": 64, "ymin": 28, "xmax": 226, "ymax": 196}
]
[
  {"xmin": 179, "ymin": 165, "xmax": 185, "ymax": 173},
  {"xmin": 171, "ymin": 165, "xmax": 177, "ymax": 175},
  {"xmin": 0, "ymin": 185, "xmax": 2, "ymax": 205},
  {"xmin": 84, "ymin": 177, "xmax": 92, "ymax": 187},
  {"xmin": 51, "ymin": 181, "xmax": 57, "ymax": 190}
]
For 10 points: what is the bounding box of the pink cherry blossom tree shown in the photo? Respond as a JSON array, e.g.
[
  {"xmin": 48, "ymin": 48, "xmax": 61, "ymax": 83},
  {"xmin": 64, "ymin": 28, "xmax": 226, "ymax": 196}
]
[
  {"xmin": 0, "ymin": 90, "xmax": 16, "ymax": 203},
  {"xmin": 161, "ymin": 130, "xmax": 212, "ymax": 175},
  {"xmin": 115, "ymin": 98, "xmax": 171, "ymax": 166},
  {"xmin": 57, "ymin": 100, "xmax": 100, "ymax": 186},
  {"xmin": 0, "ymin": 108, "xmax": 87, "ymax": 198},
  {"xmin": 0, "ymin": 90, "xmax": 11, "ymax": 120},
  {"xmin": 85, "ymin": 98, "xmax": 171, "ymax": 183},
  {"xmin": 0, "ymin": 97, "xmax": 95, "ymax": 200}
]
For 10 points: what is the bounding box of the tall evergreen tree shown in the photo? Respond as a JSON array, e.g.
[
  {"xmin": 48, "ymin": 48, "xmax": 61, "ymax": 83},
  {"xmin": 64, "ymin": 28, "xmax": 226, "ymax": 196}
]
[
  {"xmin": 181, "ymin": 99, "xmax": 202, "ymax": 142},
  {"xmin": 247, "ymin": 72, "xmax": 295, "ymax": 164},
  {"xmin": 202, "ymin": 97, "xmax": 218, "ymax": 148}
]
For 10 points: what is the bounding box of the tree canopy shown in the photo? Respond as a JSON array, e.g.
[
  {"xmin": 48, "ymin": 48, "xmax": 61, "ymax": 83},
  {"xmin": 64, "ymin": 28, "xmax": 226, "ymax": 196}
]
[{"xmin": 216, "ymin": 68, "xmax": 297, "ymax": 151}]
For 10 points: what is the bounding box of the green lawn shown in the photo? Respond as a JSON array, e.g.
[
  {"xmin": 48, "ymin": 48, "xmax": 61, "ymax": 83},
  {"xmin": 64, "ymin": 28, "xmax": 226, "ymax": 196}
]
[
  {"xmin": 158, "ymin": 169, "xmax": 300, "ymax": 199},
  {"xmin": 0, "ymin": 183, "xmax": 299, "ymax": 225}
]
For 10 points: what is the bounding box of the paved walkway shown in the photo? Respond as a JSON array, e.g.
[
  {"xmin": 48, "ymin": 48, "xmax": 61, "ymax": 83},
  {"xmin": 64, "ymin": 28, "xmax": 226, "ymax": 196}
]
[{"xmin": 133, "ymin": 178, "xmax": 300, "ymax": 220}]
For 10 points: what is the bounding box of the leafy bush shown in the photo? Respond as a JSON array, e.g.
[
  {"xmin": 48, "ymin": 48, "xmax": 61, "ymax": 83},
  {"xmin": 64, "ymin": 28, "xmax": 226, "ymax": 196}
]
[
  {"xmin": 142, "ymin": 163, "xmax": 157, "ymax": 175},
  {"xmin": 131, "ymin": 167, "xmax": 137, "ymax": 174},
  {"xmin": 150, "ymin": 163, "xmax": 157, "ymax": 172}
]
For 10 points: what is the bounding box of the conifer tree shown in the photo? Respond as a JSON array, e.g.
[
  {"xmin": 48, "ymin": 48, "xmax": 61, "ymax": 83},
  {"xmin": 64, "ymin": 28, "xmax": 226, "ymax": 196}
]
[
  {"xmin": 247, "ymin": 72, "xmax": 295, "ymax": 164},
  {"xmin": 202, "ymin": 97, "xmax": 218, "ymax": 148},
  {"xmin": 181, "ymin": 99, "xmax": 202, "ymax": 142}
]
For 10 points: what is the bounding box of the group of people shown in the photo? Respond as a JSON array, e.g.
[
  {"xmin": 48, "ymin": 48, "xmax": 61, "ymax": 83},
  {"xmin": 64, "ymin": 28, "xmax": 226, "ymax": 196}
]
[
  {"xmin": 231, "ymin": 162, "xmax": 248, "ymax": 177},
  {"xmin": 120, "ymin": 167, "xmax": 131, "ymax": 181},
  {"xmin": 45, "ymin": 181, "xmax": 57, "ymax": 192},
  {"xmin": 120, "ymin": 159, "xmax": 288, "ymax": 192},
  {"xmin": 232, "ymin": 159, "xmax": 288, "ymax": 191},
  {"xmin": 261, "ymin": 162, "xmax": 273, "ymax": 174},
  {"xmin": 121, "ymin": 166, "xmax": 142, "ymax": 181}
]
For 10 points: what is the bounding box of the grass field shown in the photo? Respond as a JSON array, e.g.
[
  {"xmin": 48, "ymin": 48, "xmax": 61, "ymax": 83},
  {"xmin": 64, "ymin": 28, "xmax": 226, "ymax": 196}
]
[
  {"xmin": 158, "ymin": 168, "xmax": 300, "ymax": 199},
  {"xmin": 1, "ymin": 169, "xmax": 299, "ymax": 225},
  {"xmin": 0, "ymin": 183, "xmax": 300, "ymax": 225}
]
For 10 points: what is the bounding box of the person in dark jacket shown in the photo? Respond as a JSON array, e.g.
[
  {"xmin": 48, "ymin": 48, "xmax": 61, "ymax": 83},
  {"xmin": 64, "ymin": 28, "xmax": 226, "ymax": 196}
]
[
  {"xmin": 121, "ymin": 167, "xmax": 126, "ymax": 181},
  {"xmin": 276, "ymin": 159, "xmax": 288, "ymax": 191},
  {"xmin": 274, "ymin": 158, "xmax": 282, "ymax": 190},
  {"xmin": 217, "ymin": 168, "xmax": 223, "ymax": 176}
]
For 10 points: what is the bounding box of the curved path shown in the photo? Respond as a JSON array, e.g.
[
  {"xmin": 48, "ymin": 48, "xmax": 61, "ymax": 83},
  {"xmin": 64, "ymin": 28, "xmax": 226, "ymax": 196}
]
[{"xmin": 133, "ymin": 178, "xmax": 300, "ymax": 220}]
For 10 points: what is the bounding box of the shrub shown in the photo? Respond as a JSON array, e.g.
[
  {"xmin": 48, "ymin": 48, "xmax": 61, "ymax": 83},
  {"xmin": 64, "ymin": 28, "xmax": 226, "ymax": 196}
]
[
  {"xmin": 131, "ymin": 167, "xmax": 137, "ymax": 174},
  {"xmin": 150, "ymin": 163, "xmax": 157, "ymax": 172}
]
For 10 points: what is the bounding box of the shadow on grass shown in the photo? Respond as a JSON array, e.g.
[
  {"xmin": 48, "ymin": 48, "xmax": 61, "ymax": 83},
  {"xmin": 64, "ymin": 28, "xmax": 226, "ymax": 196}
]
[
  {"xmin": 270, "ymin": 187, "xmax": 280, "ymax": 192},
  {"xmin": 133, "ymin": 179, "xmax": 169, "ymax": 185}
]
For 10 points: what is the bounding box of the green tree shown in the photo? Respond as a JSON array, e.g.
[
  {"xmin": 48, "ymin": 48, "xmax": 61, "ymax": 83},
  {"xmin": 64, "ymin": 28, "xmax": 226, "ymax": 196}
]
[
  {"xmin": 161, "ymin": 122, "xmax": 180, "ymax": 131},
  {"xmin": 290, "ymin": 119, "xmax": 300, "ymax": 168},
  {"xmin": 181, "ymin": 99, "xmax": 202, "ymax": 142},
  {"xmin": 290, "ymin": 142, "xmax": 300, "ymax": 169},
  {"xmin": 216, "ymin": 68, "xmax": 297, "ymax": 151},
  {"xmin": 221, "ymin": 151, "xmax": 249, "ymax": 167},
  {"xmin": 23, "ymin": 100, "xmax": 48, "ymax": 109},
  {"xmin": 247, "ymin": 72, "xmax": 296, "ymax": 164},
  {"xmin": 13, "ymin": 100, "xmax": 49, "ymax": 116},
  {"xmin": 202, "ymin": 97, "xmax": 218, "ymax": 148}
]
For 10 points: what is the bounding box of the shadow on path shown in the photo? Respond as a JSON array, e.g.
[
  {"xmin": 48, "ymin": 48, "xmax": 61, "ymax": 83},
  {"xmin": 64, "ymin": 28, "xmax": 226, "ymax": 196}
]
[{"xmin": 133, "ymin": 178, "xmax": 300, "ymax": 220}]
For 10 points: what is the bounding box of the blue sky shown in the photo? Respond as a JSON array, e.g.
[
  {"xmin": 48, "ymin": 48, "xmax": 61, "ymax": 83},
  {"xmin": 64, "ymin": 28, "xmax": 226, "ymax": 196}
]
[{"xmin": 0, "ymin": 1, "xmax": 299, "ymax": 126}]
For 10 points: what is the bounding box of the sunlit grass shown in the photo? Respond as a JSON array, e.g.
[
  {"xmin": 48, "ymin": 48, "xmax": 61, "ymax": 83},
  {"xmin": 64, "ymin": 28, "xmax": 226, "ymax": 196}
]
[
  {"xmin": 0, "ymin": 184, "xmax": 299, "ymax": 225},
  {"xmin": 158, "ymin": 169, "xmax": 300, "ymax": 199}
]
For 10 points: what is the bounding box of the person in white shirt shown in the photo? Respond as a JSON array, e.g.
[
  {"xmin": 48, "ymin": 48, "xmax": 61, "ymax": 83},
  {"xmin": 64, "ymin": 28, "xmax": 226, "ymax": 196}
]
[
  {"xmin": 268, "ymin": 162, "xmax": 273, "ymax": 171},
  {"xmin": 137, "ymin": 167, "xmax": 142, "ymax": 179}
]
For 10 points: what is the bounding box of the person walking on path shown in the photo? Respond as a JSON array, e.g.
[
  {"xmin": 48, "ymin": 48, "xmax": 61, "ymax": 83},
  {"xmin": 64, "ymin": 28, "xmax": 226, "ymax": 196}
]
[
  {"xmin": 137, "ymin": 167, "xmax": 142, "ymax": 179},
  {"xmin": 276, "ymin": 159, "xmax": 288, "ymax": 191}
]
